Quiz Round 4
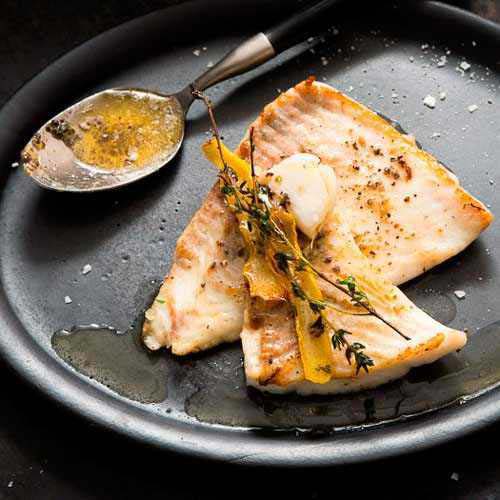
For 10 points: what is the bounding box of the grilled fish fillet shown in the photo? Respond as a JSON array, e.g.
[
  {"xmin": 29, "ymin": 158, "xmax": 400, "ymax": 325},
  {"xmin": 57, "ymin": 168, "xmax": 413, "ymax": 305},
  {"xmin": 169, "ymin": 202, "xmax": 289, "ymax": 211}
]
[
  {"xmin": 143, "ymin": 80, "xmax": 492, "ymax": 355},
  {"xmin": 242, "ymin": 207, "xmax": 466, "ymax": 394}
]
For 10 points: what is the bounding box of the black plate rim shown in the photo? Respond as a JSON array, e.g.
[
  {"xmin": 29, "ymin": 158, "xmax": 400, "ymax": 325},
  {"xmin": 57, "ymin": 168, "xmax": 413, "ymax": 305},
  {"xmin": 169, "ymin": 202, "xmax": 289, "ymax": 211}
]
[{"xmin": 1, "ymin": 0, "xmax": 500, "ymax": 467}]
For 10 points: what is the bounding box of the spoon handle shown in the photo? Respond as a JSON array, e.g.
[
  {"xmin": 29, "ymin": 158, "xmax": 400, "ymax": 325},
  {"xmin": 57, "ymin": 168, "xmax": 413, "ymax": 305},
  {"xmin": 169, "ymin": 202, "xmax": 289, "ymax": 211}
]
[
  {"xmin": 190, "ymin": 0, "xmax": 346, "ymax": 93},
  {"xmin": 191, "ymin": 33, "xmax": 275, "ymax": 93},
  {"xmin": 265, "ymin": 0, "xmax": 346, "ymax": 53}
]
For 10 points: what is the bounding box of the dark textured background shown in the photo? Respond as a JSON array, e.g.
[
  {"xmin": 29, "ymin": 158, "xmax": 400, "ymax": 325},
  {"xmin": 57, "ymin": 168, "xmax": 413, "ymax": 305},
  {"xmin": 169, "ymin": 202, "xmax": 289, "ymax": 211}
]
[{"xmin": 1, "ymin": 1, "xmax": 499, "ymax": 498}]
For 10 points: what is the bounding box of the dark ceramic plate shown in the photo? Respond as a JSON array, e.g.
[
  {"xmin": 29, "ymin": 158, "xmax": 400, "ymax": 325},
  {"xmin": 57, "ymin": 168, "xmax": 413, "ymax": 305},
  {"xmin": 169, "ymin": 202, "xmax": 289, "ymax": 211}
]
[{"xmin": 0, "ymin": 0, "xmax": 499, "ymax": 466}]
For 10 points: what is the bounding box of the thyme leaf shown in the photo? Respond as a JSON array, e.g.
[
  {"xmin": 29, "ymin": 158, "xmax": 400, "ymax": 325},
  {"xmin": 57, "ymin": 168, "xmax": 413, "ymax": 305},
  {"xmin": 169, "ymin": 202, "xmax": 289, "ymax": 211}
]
[
  {"xmin": 345, "ymin": 342, "xmax": 375, "ymax": 374},
  {"xmin": 338, "ymin": 275, "xmax": 370, "ymax": 308}
]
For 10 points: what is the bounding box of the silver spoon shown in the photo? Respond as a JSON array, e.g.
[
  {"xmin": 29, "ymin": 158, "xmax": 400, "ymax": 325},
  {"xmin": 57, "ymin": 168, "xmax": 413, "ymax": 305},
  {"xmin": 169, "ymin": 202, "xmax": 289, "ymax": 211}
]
[{"xmin": 22, "ymin": 0, "xmax": 344, "ymax": 192}]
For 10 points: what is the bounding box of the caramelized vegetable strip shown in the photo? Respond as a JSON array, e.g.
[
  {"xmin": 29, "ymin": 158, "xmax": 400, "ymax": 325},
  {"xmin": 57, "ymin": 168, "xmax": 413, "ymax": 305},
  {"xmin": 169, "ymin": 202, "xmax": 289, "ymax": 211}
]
[
  {"xmin": 203, "ymin": 138, "xmax": 334, "ymax": 383},
  {"xmin": 202, "ymin": 139, "xmax": 285, "ymax": 301},
  {"xmin": 268, "ymin": 210, "xmax": 334, "ymax": 383}
]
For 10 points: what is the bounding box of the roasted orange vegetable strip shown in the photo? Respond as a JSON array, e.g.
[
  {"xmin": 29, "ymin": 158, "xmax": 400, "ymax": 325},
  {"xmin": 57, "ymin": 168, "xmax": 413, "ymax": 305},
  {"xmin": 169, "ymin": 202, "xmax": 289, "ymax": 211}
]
[
  {"xmin": 202, "ymin": 139, "xmax": 285, "ymax": 301},
  {"xmin": 268, "ymin": 210, "xmax": 334, "ymax": 383},
  {"xmin": 203, "ymin": 138, "xmax": 335, "ymax": 383}
]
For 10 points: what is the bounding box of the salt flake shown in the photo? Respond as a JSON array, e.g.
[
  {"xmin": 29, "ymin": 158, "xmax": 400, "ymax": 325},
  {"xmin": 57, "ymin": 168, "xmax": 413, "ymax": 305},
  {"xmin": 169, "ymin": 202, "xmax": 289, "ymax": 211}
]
[
  {"xmin": 423, "ymin": 95, "xmax": 436, "ymax": 108},
  {"xmin": 127, "ymin": 149, "xmax": 138, "ymax": 162},
  {"xmin": 454, "ymin": 290, "xmax": 466, "ymax": 299},
  {"xmin": 437, "ymin": 56, "xmax": 447, "ymax": 67},
  {"xmin": 64, "ymin": 296, "xmax": 72, "ymax": 304},
  {"xmin": 82, "ymin": 264, "xmax": 92, "ymax": 275}
]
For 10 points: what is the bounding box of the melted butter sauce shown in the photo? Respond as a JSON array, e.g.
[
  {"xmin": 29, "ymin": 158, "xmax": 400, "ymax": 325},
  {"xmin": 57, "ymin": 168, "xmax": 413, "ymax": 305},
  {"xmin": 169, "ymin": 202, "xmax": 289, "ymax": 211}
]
[
  {"xmin": 183, "ymin": 321, "xmax": 500, "ymax": 431},
  {"xmin": 51, "ymin": 322, "xmax": 168, "ymax": 404},
  {"xmin": 51, "ymin": 91, "xmax": 182, "ymax": 172},
  {"xmin": 50, "ymin": 308, "xmax": 500, "ymax": 429}
]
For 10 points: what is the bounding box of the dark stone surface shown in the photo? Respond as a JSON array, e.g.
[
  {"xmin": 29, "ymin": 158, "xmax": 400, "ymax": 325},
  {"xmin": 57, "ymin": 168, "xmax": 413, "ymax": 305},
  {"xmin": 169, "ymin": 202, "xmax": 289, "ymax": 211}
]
[{"xmin": 1, "ymin": 1, "xmax": 499, "ymax": 498}]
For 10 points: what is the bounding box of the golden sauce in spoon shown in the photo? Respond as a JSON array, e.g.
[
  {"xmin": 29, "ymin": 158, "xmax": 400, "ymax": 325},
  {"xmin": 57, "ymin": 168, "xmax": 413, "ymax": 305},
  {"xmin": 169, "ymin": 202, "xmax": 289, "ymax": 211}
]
[{"xmin": 68, "ymin": 91, "xmax": 183, "ymax": 171}]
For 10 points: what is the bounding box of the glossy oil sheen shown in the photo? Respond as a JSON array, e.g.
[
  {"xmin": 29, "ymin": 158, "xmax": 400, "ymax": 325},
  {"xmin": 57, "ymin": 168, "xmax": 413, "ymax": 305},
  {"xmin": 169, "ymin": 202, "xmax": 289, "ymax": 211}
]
[
  {"xmin": 51, "ymin": 323, "xmax": 168, "ymax": 404},
  {"xmin": 0, "ymin": 0, "xmax": 498, "ymax": 464},
  {"xmin": 183, "ymin": 321, "xmax": 500, "ymax": 428},
  {"xmin": 70, "ymin": 91, "xmax": 183, "ymax": 171}
]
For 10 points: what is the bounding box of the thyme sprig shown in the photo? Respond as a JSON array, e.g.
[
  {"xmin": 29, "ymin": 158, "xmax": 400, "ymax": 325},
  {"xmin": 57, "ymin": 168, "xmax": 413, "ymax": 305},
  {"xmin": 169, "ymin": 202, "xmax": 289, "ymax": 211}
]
[
  {"xmin": 338, "ymin": 276, "xmax": 370, "ymax": 308},
  {"xmin": 277, "ymin": 253, "xmax": 373, "ymax": 374},
  {"xmin": 193, "ymin": 89, "xmax": 411, "ymax": 376}
]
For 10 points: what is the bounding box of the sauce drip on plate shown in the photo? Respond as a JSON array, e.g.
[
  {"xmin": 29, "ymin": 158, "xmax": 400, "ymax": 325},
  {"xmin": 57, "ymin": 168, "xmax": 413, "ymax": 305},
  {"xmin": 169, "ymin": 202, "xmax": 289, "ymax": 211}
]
[{"xmin": 52, "ymin": 323, "xmax": 169, "ymax": 403}]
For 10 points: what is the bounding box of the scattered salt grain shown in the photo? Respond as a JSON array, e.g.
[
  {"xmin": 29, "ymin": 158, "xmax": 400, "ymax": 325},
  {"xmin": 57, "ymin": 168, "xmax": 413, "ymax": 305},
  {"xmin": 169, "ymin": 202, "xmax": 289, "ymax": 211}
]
[
  {"xmin": 207, "ymin": 61, "xmax": 214, "ymax": 68},
  {"xmin": 64, "ymin": 296, "xmax": 72, "ymax": 304},
  {"xmin": 409, "ymin": 56, "xmax": 414, "ymax": 63},
  {"xmin": 431, "ymin": 132, "xmax": 441, "ymax": 138},
  {"xmin": 8, "ymin": 481, "xmax": 13, "ymax": 488},
  {"xmin": 454, "ymin": 290, "xmax": 466, "ymax": 300},
  {"xmin": 451, "ymin": 472, "xmax": 460, "ymax": 481},
  {"xmin": 421, "ymin": 44, "xmax": 429, "ymax": 50},
  {"xmin": 82, "ymin": 264, "xmax": 92, "ymax": 275},
  {"xmin": 468, "ymin": 104, "xmax": 478, "ymax": 113},
  {"xmin": 11, "ymin": 161, "xmax": 19, "ymax": 168},
  {"xmin": 437, "ymin": 55, "xmax": 447, "ymax": 67},
  {"xmin": 127, "ymin": 149, "xmax": 138, "ymax": 162},
  {"xmin": 439, "ymin": 91, "xmax": 447, "ymax": 101},
  {"xmin": 307, "ymin": 36, "xmax": 315, "ymax": 43},
  {"xmin": 202, "ymin": 46, "xmax": 207, "ymax": 51},
  {"xmin": 459, "ymin": 61, "xmax": 471, "ymax": 71},
  {"xmin": 192, "ymin": 49, "xmax": 200, "ymax": 57},
  {"xmin": 423, "ymin": 95, "xmax": 436, "ymax": 108}
]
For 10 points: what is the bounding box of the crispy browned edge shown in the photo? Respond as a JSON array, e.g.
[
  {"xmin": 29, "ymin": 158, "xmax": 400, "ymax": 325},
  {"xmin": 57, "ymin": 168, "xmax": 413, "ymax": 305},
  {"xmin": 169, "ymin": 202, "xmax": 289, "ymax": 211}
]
[{"xmin": 236, "ymin": 80, "xmax": 493, "ymax": 230}]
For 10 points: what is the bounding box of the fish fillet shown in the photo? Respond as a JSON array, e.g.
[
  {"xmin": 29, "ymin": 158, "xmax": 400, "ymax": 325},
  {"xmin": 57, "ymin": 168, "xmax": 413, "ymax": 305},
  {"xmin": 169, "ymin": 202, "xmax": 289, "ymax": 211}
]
[
  {"xmin": 242, "ymin": 207, "xmax": 466, "ymax": 394},
  {"xmin": 143, "ymin": 80, "xmax": 492, "ymax": 355}
]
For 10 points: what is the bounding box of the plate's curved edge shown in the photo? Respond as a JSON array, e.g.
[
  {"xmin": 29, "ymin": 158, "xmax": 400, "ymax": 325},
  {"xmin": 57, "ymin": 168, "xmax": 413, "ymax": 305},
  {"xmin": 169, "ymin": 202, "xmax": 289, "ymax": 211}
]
[{"xmin": 0, "ymin": 1, "xmax": 499, "ymax": 467}]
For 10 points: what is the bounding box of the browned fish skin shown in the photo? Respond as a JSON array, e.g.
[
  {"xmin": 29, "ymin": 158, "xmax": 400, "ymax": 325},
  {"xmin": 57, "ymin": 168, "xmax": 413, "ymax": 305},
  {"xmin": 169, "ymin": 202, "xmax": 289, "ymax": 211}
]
[
  {"xmin": 143, "ymin": 80, "xmax": 492, "ymax": 356},
  {"xmin": 237, "ymin": 80, "xmax": 493, "ymax": 283},
  {"xmin": 242, "ymin": 207, "xmax": 467, "ymax": 394},
  {"xmin": 143, "ymin": 186, "xmax": 246, "ymax": 354}
]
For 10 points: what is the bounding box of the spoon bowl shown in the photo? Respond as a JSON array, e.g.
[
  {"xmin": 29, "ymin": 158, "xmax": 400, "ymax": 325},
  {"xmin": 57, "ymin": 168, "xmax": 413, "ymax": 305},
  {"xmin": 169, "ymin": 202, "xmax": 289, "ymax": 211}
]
[
  {"xmin": 20, "ymin": 0, "xmax": 346, "ymax": 192},
  {"xmin": 22, "ymin": 88, "xmax": 187, "ymax": 192}
]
